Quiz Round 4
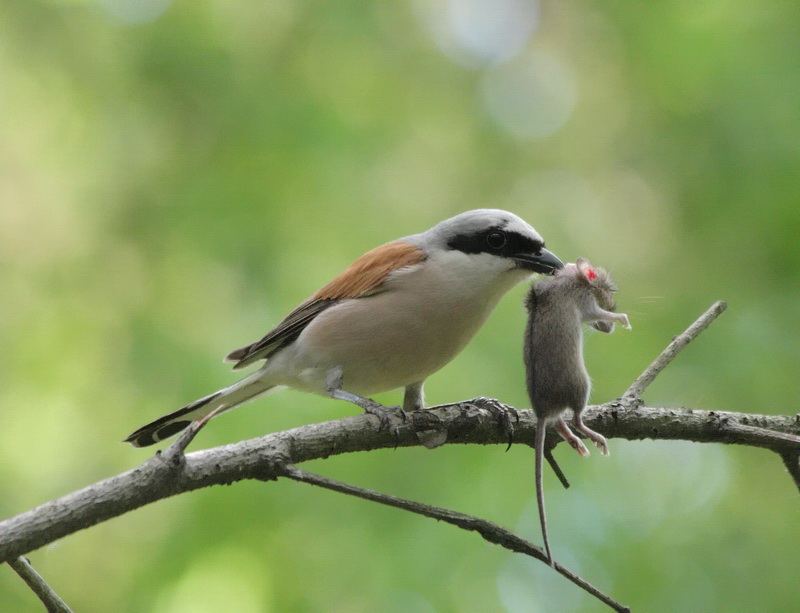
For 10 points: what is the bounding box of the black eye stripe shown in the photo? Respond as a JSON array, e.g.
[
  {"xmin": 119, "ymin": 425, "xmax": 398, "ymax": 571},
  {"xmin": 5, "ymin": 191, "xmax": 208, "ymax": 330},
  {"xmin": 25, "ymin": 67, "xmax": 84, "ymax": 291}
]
[{"xmin": 448, "ymin": 227, "xmax": 543, "ymax": 258}]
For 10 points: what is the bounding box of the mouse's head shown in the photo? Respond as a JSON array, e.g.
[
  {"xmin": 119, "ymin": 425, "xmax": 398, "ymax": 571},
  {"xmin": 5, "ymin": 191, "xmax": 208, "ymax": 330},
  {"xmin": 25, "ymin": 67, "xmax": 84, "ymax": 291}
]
[{"xmin": 558, "ymin": 257, "xmax": 619, "ymax": 332}]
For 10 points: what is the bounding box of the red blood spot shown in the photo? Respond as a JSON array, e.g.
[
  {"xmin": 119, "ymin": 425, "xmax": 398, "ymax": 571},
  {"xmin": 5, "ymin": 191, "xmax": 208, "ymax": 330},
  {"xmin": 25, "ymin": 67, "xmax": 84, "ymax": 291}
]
[{"xmin": 585, "ymin": 267, "xmax": 597, "ymax": 280}]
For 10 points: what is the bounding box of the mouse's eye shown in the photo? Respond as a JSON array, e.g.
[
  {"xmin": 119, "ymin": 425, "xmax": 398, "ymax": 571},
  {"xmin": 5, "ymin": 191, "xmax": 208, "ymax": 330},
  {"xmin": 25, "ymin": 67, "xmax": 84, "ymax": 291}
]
[{"xmin": 486, "ymin": 231, "xmax": 507, "ymax": 250}]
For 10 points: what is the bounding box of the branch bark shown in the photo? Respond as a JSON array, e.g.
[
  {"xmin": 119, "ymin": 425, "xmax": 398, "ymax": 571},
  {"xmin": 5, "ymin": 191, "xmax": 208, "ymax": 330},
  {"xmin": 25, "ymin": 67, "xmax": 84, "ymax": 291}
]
[
  {"xmin": 2, "ymin": 300, "xmax": 798, "ymax": 610},
  {"xmin": 1, "ymin": 400, "xmax": 798, "ymax": 564}
]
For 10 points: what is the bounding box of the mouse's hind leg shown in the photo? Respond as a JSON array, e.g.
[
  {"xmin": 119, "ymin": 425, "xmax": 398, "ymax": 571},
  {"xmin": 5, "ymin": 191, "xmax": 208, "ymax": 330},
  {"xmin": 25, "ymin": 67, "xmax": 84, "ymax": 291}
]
[
  {"xmin": 572, "ymin": 414, "xmax": 609, "ymax": 456},
  {"xmin": 555, "ymin": 418, "xmax": 590, "ymax": 457}
]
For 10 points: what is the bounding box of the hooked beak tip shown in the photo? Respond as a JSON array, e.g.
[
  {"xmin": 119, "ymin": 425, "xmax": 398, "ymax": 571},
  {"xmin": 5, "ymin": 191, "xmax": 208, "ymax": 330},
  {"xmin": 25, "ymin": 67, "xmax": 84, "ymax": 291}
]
[{"xmin": 515, "ymin": 248, "xmax": 564, "ymax": 275}]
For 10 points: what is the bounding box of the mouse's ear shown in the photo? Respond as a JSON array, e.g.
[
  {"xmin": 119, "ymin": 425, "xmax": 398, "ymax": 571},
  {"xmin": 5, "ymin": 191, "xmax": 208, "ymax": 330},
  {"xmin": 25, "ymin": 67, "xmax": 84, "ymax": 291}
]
[{"xmin": 576, "ymin": 257, "xmax": 597, "ymax": 281}]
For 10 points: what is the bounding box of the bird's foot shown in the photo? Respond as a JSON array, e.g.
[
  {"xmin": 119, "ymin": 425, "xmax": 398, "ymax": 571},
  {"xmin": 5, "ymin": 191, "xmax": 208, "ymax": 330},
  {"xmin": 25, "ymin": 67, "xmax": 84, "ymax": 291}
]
[
  {"xmin": 362, "ymin": 401, "xmax": 407, "ymax": 443},
  {"xmin": 469, "ymin": 397, "xmax": 519, "ymax": 451},
  {"xmin": 327, "ymin": 383, "xmax": 407, "ymax": 437},
  {"xmin": 423, "ymin": 397, "xmax": 518, "ymax": 450}
]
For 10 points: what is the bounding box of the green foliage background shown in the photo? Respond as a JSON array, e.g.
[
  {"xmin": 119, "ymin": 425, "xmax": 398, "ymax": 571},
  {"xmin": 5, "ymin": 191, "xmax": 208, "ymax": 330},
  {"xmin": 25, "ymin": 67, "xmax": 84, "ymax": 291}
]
[{"xmin": 2, "ymin": 1, "xmax": 799, "ymax": 611}]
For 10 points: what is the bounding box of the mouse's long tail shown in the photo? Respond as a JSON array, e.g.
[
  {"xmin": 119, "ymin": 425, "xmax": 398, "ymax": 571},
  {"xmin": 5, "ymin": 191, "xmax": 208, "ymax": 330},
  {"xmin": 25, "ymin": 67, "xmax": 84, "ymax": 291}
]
[
  {"xmin": 535, "ymin": 415, "xmax": 554, "ymax": 565},
  {"xmin": 124, "ymin": 370, "xmax": 282, "ymax": 448}
]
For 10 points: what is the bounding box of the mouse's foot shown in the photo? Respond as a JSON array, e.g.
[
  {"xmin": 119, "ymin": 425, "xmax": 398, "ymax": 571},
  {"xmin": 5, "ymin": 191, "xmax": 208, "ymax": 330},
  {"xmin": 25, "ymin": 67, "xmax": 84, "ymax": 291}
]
[
  {"xmin": 556, "ymin": 418, "xmax": 590, "ymax": 457},
  {"xmin": 573, "ymin": 416, "xmax": 609, "ymax": 456}
]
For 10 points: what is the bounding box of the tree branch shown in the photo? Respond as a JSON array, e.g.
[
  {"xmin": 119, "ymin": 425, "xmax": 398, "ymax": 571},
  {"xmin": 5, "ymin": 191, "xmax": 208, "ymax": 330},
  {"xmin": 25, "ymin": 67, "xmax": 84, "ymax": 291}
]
[
  {"xmin": 1, "ymin": 301, "xmax": 798, "ymax": 608},
  {"xmin": 1, "ymin": 400, "xmax": 798, "ymax": 564},
  {"xmin": 7, "ymin": 556, "xmax": 73, "ymax": 613},
  {"xmin": 281, "ymin": 465, "xmax": 630, "ymax": 612}
]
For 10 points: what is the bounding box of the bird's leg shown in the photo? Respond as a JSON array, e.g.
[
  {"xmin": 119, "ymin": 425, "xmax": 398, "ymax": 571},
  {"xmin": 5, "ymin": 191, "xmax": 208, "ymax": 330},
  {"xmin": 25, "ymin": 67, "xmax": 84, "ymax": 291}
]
[
  {"xmin": 327, "ymin": 387, "xmax": 391, "ymax": 426},
  {"xmin": 326, "ymin": 369, "xmax": 405, "ymax": 433},
  {"xmin": 403, "ymin": 381, "xmax": 425, "ymax": 413},
  {"xmin": 572, "ymin": 413, "xmax": 609, "ymax": 456},
  {"xmin": 555, "ymin": 417, "xmax": 590, "ymax": 457}
]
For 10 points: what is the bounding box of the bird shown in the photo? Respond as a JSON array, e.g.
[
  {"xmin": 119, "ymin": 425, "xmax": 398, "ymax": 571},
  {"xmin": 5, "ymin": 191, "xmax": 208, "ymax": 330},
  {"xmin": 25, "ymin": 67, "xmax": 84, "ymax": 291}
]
[{"xmin": 124, "ymin": 209, "xmax": 563, "ymax": 447}]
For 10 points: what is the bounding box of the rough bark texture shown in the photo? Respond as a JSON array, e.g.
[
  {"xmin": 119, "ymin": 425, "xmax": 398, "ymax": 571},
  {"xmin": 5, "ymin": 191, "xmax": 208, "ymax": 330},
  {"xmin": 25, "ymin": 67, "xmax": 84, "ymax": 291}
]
[
  {"xmin": 3, "ymin": 301, "xmax": 798, "ymax": 612},
  {"xmin": 2, "ymin": 398, "xmax": 798, "ymax": 564}
]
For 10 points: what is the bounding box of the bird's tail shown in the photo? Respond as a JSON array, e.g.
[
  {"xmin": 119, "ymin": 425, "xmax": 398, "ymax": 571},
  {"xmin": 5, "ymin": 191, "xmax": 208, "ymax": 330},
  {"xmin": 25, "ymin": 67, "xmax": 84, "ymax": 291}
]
[{"xmin": 124, "ymin": 371, "xmax": 280, "ymax": 448}]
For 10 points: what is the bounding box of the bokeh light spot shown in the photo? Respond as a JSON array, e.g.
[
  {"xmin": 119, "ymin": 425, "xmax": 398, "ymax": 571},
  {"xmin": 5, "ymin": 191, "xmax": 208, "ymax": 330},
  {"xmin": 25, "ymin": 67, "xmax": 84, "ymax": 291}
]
[
  {"xmin": 417, "ymin": 0, "xmax": 540, "ymax": 67},
  {"xmin": 480, "ymin": 51, "xmax": 577, "ymax": 138},
  {"xmin": 97, "ymin": 0, "xmax": 172, "ymax": 25}
]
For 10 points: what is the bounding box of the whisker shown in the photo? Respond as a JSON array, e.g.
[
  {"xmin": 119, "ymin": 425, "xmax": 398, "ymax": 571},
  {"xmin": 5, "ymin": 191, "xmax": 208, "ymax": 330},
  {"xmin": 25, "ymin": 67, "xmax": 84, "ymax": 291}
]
[{"xmin": 629, "ymin": 296, "xmax": 664, "ymax": 303}]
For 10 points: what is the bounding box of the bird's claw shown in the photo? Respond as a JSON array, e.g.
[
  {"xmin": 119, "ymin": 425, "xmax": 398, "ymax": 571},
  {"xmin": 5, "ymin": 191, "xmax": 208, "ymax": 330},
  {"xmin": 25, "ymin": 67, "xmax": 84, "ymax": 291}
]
[
  {"xmin": 469, "ymin": 397, "xmax": 519, "ymax": 450},
  {"xmin": 363, "ymin": 403, "xmax": 407, "ymax": 446}
]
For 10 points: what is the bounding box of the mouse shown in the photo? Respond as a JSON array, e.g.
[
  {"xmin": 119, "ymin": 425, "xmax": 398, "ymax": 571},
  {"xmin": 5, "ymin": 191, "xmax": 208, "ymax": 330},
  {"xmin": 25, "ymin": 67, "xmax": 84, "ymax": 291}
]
[{"xmin": 523, "ymin": 257, "xmax": 631, "ymax": 564}]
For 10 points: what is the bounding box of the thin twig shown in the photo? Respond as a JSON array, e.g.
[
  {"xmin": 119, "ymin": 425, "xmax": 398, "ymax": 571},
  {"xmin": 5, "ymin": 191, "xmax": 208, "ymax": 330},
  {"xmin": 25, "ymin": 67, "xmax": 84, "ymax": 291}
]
[
  {"xmin": 780, "ymin": 451, "xmax": 800, "ymax": 495},
  {"xmin": 545, "ymin": 449, "xmax": 571, "ymax": 489},
  {"xmin": 280, "ymin": 465, "xmax": 630, "ymax": 612},
  {"xmin": 624, "ymin": 301, "xmax": 727, "ymax": 400},
  {"xmin": 8, "ymin": 556, "xmax": 73, "ymax": 613}
]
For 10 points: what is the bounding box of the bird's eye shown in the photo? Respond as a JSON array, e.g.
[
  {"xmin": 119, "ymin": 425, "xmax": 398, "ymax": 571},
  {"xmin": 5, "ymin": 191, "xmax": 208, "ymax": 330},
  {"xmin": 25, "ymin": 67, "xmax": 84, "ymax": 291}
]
[{"xmin": 486, "ymin": 231, "xmax": 507, "ymax": 250}]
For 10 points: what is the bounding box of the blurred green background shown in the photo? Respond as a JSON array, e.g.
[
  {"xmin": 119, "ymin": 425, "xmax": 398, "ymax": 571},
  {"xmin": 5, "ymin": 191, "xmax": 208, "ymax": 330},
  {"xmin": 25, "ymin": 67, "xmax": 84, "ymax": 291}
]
[{"xmin": 2, "ymin": 1, "xmax": 799, "ymax": 611}]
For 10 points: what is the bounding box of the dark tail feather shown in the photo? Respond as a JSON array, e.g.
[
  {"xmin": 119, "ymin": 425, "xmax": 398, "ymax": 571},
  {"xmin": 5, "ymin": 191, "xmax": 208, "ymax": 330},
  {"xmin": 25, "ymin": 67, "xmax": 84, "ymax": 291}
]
[
  {"xmin": 124, "ymin": 372, "xmax": 280, "ymax": 447},
  {"xmin": 123, "ymin": 392, "xmax": 223, "ymax": 447}
]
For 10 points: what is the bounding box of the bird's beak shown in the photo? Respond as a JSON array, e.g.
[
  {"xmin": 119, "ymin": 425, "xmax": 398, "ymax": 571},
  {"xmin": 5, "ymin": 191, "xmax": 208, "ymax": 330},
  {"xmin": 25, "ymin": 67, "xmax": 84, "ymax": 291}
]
[{"xmin": 514, "ymin": 248, "xmax": 564, "ymax": 275}]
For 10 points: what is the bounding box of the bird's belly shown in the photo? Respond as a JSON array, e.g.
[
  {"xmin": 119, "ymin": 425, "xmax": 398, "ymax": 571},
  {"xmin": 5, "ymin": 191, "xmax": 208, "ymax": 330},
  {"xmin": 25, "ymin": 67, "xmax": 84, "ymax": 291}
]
[{"xmin": 286, "ymin": 293, "xmax": 492, "ymax": 396}]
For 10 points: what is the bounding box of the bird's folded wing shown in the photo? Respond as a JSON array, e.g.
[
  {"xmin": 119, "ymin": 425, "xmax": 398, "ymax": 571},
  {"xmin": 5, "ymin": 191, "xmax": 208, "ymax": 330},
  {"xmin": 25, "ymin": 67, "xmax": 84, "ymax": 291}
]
[
  {"xmin": 224, "ymin": 299, "xmax": 334, "ymax": 370},
  {"xmin": 224, "ymin": 240, "xmax": 427, "ymax": 370}
]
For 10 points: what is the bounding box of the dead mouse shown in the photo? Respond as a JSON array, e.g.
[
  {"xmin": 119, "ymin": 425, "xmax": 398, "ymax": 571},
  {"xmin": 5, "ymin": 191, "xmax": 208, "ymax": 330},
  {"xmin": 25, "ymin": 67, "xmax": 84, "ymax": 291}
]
[{"xmin": 523, "ymin": 257, "xmax": 631, "ymax": 563}]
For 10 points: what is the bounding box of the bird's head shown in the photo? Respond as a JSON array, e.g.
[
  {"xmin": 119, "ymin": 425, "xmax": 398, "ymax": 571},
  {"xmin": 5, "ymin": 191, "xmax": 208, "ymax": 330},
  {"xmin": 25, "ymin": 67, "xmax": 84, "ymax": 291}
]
[{"xmin": 415, "ymin": 209, "xmax": 563, "ymax": 280}]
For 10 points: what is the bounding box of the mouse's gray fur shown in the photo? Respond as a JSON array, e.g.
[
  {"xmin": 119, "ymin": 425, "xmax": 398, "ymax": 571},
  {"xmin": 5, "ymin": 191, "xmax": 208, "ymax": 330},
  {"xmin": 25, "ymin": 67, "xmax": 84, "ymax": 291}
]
[{"xmin": 523, "ymin": 257, "xmax": 630, "ymax": 564}]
